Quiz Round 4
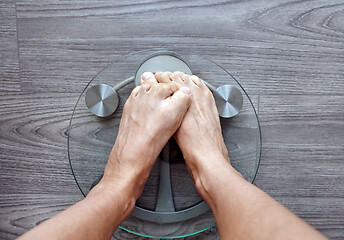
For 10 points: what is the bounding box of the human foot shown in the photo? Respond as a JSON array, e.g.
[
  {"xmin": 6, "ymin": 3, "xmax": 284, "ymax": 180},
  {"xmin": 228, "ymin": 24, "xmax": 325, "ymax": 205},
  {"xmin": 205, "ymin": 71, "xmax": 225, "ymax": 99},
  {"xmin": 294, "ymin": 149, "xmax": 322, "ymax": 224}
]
[
  {"xmin": 101, "ymin": 72, "xmax": 191, "ymax": 199},
  {"xmin": 154, "ymin": 72, "xmax": 232, "ymax": 197}
]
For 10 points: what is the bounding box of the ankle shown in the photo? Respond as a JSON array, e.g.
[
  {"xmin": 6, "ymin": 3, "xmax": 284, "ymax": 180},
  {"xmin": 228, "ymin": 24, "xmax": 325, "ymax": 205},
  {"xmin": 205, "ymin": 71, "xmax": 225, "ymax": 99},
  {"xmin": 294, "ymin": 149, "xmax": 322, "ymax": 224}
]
[
  {"xmin": 87, "ymin": 178, "xmax": 136, "ymax": 222},
  {"xmin": 189, "ymin": 157, "xmax": 243, "ymax": 207}
]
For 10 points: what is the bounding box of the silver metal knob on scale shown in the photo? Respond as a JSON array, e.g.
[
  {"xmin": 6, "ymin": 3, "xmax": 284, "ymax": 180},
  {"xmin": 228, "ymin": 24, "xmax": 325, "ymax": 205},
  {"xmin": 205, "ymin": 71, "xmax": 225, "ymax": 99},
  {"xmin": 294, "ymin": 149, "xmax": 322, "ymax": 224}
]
[
  {"xmin": 85, "ymin": 51, "xmax": 244, "ymax": 119},
  {"xmin": 214, "ymin": 85, "xmax": 243, "ymax": 118},
  {"xmin": 85, "ymin": 84, "xmax": 119, "ymax": 117}
]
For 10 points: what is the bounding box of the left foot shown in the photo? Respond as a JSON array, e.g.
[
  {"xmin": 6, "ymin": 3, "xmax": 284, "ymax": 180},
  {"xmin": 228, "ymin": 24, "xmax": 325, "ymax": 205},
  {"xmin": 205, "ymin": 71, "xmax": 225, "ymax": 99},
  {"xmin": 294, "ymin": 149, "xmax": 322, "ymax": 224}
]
[{"xmin": 100, "ymin": 72, "xmax": 191, "ymax": 199}]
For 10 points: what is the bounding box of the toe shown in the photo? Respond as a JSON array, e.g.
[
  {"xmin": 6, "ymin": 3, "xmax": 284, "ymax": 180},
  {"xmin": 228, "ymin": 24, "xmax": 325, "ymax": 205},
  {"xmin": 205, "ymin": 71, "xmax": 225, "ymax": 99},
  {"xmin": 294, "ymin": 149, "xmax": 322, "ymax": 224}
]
[
  {"xmin": 154, "ymin": 82, "xmax": 179, "ymax": 99},
  {"xmin": 139, "ymin": 81, "xmax": 155, "ymax": 93},
  {"xmin": 170, "ymin": 72, "xmax": 185, "ymax": 86},
  {"xmin": 168, "ymin": 86, "xmax": 191, "ymax": 118},
  {"xmin": 179, "ymin": 73, "xmax": 195, "ymax": 87},
  {"xmin": 130, "ymin": 86, "xmax": 141, "ymax": 98},
  {"xmin": 155, "ymin": 72, "xmax": 172, "ymax": 83},
  {"xmin": 141, "ymin": 72, "xmax": 158, "ymax": 85},
  {"xmin": 189, "ymin": 75, "xmax": 203, "ymax": 86}
]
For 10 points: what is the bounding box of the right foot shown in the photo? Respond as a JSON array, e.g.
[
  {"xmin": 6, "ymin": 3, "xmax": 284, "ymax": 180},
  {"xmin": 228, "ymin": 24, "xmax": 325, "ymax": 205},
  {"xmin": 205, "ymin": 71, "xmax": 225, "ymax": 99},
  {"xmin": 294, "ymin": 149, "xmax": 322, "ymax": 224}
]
[{"xmin": 153, "ymin": 72, "xmax": 232, "ymax": 195}]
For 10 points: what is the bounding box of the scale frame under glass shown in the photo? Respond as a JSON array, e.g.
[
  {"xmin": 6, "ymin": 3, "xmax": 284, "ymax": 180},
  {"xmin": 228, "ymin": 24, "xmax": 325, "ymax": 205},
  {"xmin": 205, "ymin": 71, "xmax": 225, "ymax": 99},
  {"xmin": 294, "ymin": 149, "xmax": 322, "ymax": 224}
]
[{"xmin": 67, "ymin": 49, "xmax": 261, "ymax": 238}]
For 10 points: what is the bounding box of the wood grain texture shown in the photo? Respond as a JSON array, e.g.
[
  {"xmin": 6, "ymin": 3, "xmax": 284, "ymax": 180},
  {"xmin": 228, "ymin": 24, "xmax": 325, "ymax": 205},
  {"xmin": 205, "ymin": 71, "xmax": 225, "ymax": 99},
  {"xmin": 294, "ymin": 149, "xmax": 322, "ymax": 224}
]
[
  {"xmin": 15, "ymin": 0, "xmax": 344, "ymax": 95},
  {"xmin": 0, "ymin": 0, "xmax": 20, "ymax": 92},
  {"xmin": 1, "ymin": 0, "xmax": 344, "ymax": 239},
  {"xmin": 0, "ymin": 194, "xmax": 82, "ymax": 239},
  {"xmin": 255, "ymin": 95, "xmax": 344, "ymax": 239}
]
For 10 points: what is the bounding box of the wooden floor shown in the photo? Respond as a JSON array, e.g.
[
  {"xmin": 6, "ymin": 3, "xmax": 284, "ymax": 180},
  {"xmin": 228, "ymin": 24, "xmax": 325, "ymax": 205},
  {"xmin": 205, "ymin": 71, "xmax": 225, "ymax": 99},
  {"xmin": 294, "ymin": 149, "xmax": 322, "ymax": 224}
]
[{"xmin": 1, "ymin": 0, "xmax": 343, "ymax": 239}]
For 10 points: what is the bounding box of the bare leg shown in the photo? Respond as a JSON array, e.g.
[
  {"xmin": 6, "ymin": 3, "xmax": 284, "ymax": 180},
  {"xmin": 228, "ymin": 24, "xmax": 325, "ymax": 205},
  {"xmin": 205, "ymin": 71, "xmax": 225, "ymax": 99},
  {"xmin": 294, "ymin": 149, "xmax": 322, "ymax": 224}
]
[
  {"xmin": 18, "ymin": 73, "xmax": 191, "ymax": 240},
  {"xmin": 155, "ymin": 72, "xmax": 327, "ymax": 240}
]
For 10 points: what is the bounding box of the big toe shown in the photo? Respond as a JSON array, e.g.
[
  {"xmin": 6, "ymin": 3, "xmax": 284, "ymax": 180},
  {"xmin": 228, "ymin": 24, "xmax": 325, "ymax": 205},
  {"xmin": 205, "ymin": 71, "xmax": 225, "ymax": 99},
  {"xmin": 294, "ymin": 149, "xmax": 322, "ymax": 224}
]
[
  {"xmin": 140, "ymin": 72, "xmax": 158, "ymax": 85},
  {"xmin": 169, "ymin": 87, "xmax": 191, "ymax": 118}
]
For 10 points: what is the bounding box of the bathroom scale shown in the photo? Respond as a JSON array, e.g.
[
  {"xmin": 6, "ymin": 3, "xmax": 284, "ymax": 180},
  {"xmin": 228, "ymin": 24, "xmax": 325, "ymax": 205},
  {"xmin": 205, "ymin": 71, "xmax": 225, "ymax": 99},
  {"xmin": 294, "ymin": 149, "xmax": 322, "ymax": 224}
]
[{"xmin": 67, "ymin": 49, "xmax": 261, "ymax": 238}]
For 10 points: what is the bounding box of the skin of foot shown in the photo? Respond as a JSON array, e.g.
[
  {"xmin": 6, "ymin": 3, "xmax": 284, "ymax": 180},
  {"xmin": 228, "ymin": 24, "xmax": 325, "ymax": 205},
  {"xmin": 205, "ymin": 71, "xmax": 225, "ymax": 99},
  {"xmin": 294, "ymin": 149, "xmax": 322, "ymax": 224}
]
[
  {"xmin": 99, "ymin": 72, "xmax": 190, "ymax": 198},
  {"xmin": 151, "ymin": 72, "xmax": 239, "ymax": 201}
]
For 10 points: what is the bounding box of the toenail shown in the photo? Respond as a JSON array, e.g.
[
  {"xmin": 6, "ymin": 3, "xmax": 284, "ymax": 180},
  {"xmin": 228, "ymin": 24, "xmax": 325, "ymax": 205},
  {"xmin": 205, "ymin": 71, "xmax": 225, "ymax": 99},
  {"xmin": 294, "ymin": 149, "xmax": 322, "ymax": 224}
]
[
  {"xmin": 180, "ymin": 87, "xmax": 191, "ymax": 95},
  {"xmin": 142, "ymin": 72, "xmax": 153, "ymax": 80}
]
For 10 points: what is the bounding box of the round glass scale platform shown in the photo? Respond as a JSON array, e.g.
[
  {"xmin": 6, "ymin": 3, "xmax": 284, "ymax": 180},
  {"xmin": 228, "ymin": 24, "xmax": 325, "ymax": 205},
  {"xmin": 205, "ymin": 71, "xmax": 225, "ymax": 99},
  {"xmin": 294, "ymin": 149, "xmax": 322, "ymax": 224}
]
[{"xmin": 67, "ymin": 49, "xmax": 261, "ymax": 238}]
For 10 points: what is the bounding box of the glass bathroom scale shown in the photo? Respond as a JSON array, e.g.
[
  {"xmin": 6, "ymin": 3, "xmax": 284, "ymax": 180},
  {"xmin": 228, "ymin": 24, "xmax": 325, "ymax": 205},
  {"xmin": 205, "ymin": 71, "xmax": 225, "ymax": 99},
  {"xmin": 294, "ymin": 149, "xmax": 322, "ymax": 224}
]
[{"xmin": 67, "ymin": 49, "xmax": 261, "ymax": 238}]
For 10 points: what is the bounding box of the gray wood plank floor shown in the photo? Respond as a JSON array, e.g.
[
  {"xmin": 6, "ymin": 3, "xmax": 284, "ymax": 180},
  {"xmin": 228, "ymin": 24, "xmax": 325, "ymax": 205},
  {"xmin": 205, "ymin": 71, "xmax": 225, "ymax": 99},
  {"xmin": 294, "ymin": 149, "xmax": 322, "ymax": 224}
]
[{"xmin": 1, "ymin": 0, "xmax": 343, "ymax": 239}]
